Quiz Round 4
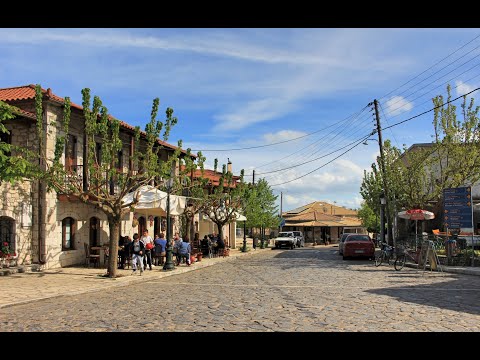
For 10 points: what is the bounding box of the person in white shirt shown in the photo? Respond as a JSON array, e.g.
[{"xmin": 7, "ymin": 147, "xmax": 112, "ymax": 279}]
[{"xmin": 140, "ymin": 229, "xmax": 154, "ymax": 270}]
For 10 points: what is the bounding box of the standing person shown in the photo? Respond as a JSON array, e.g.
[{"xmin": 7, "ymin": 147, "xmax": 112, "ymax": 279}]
[
  {"xmin": 119, "ymin": 235, "xmax": 132, "ymax": 269},
  {"xmin": 173, "ymin": 233, "xmax": 182, "ymax": 265},
  {"xmin": 216, "ymin": 236, "xmax": 226, "ymax": 256},
  {"xmin": 131, "ymin": 233, "xmax": 145, "ymax": 275},
  {"xmin": 140, "ymin": 229, "xmax": 154, "ymax": 270}
]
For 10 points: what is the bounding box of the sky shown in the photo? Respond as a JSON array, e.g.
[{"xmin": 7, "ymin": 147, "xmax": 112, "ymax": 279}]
[{"xmin": 1, "ymin": 28, "xmax": 480, "ymax": 212}]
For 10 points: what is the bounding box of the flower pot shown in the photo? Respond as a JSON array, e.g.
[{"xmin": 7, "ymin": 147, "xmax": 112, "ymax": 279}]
[{"xmin": 196, "ymin": 253, "xmax": 203, "ymax": 262}]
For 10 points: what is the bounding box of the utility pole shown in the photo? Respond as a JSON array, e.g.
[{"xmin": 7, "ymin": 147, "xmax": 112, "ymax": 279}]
[
  {"xmin": 374, "ymin": 99, "xmax": 393, "ymax": 246},
  {"xmin": 279, "ymin": 191, "xmax": 283, "ymax": 232},
  {"xmin": 252, "ymin": 169, "xmax": 255, "ymax": 185}
]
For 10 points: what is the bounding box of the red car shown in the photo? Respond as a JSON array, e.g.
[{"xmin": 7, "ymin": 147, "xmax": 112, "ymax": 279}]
[{"xmin": 342, "ymin": 234, "xmax": 375, "ymax": 260}]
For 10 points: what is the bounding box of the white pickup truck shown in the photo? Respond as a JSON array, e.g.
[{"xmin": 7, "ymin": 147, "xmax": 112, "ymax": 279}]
[{"xmin": 274, "ymin": 231, "xmax": 297, "ymax": 249}]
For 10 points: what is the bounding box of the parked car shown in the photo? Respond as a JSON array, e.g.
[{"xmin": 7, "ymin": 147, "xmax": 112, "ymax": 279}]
[
  {"xmin": 293, "ymin": 231, "xmax": 304, "ymax": 247},
  {"xmin": 342, "ymin": 234, "xmax": 375, "ymax": 260},
  {"xmin": 338, "ymin": 233, "xmax": 354, "ymax": 255},
  {"xmin": 274, "ymin": 231, "xmax": 297, "ymax": 249}
]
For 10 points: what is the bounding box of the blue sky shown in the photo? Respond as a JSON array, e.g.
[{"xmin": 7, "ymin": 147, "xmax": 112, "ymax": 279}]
[{"xmin": 1, "ymin": 28, "xmax": 480, "ymax": 211}]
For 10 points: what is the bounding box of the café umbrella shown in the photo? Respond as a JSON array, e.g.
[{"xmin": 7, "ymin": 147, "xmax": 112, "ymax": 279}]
[{"xmin": 398, "ymin": 209, "xmax": 435, "ymax": 240}]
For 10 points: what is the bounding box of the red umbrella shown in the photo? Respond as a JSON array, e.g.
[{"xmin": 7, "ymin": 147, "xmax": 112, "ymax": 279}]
[{"xmin": 398, "ymin": 209, "xmax": 435, "ymax": 240}]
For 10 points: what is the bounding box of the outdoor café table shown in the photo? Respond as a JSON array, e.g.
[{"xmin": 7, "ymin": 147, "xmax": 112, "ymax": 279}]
[{"xmin": 91, "ymin": 246, "xmax": 109, "ymax": 267}]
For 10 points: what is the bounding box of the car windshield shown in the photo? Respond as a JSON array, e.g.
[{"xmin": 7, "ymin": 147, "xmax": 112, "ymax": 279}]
[
  {"xmin": 278, "ymin": 232, "xmax": 292, "ymax": 237},
  {"xmin": 346, "ymin": 235, "xmax": 371, "ymax": 242},
  {"xmin": 293, "ymin": 232, "xmax": 301, "ymax": 236},
  {"xmin": 341, "ymin": 233, "xmax": 352, "ymax": 241}
]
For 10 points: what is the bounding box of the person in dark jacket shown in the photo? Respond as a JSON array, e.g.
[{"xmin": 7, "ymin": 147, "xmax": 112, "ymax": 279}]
[{"xmin": 130, "ymin": 233, "xmax": 145, "ymax": 275}]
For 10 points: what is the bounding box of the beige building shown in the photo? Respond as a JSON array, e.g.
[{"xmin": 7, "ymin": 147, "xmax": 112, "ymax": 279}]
[
  {"xmin": 0, "ymin": 85, "xmax": 192, "ymax": 269},
  {"xmin": 282, "ymin": 201, "xmax": 365, "ymax": 243}
]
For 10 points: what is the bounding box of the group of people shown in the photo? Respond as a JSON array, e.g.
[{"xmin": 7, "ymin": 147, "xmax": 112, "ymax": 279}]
[
  {"xmin": 119, "ymin": 230, "xmax": 195, "ymax": 274},
  {"xmin": 200, "ymin": 233, "xmax": 226, "ymax": 257}
]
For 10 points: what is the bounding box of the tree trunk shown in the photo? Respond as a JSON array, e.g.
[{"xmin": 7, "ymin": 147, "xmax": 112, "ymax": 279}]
[
  {"xmin": 107, "ymin": 215, "xmax": 120, "ymax": 278},
  {"xmin": 216, "ymin": 221, "xmax": 224, "ymax": 242}
]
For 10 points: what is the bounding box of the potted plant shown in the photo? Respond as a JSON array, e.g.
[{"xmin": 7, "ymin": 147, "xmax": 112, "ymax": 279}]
[{"xmin": 0, "ymin": 242, "xmax": 15, "ymax": 268}]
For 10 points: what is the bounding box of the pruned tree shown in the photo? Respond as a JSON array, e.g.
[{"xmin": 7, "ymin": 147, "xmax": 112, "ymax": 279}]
[
  {"xmin": 198, "ymin": 159, "xmax": 246, "ymax": 242},
  {"xmin": 34, "ymin": 84, "xmax": 194, "ymax": 277}
]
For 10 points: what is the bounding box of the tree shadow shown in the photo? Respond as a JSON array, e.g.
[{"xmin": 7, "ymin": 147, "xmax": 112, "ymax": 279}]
[{"xmin": 365, "ymin": 274, "xmax": 480, "ymax": 316}]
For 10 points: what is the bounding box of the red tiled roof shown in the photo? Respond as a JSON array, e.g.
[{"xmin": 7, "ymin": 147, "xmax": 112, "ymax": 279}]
[
  {"xmin": 0, "ymin": 84, "xmax": 192, "ymax": 156},
  {"xmin": 180, "ymin": 166, "xmax": 240, "ymax": 187}
]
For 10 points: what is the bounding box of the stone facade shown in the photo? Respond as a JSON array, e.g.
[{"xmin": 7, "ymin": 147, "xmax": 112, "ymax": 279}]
[{"xmin": 1, "ymin": 90, "xmax": 185, "ymax": 269}]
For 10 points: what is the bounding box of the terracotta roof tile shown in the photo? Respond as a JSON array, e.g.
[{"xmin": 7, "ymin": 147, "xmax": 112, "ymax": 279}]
[{"xmin": 0, "ymin": 84, "xmax": 191, "ymax": 156}]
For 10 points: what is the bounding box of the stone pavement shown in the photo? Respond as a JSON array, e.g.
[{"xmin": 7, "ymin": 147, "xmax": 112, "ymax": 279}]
[
  {"xmin": 0, "ymin": 248, "xmax": 269, "ymax": 309},
  {"xmin": 0, "ymin": 244, "xmax": 479, "ymax": 310}
]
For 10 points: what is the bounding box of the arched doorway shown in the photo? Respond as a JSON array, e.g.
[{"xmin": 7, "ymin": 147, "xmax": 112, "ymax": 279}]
[
  {"xmin": 154, "ymin": 216, "xmax": 161, "ymax": 238},
  {"xmin": 89, "ymin": 217, "xmax": 100, "ymax": 247},
  {"xmin": 0, "ymin": 216, "xmax": 15, "ymax": 254},
  {"xmin": 138, "ymin": 216, "xmax": 146, "ymax": 237}
]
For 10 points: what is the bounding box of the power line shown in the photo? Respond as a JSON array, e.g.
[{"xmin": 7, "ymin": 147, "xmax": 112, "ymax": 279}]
[
  {"xmin": 383, "ymin": 87, "xmax": 480, "ymax": 131},
  {"xmin": 254, "ymin": 131, "xmax": 375, "ymax": 176},
  {"xmin": 383, "ymin": 50, "xmax": 480, "ymax": 116},
  {"xmin": 379, "ymin": 33, "xmax": 480, "ymax": 101},
  {"xmin": 268, "ymin": 132, "xmax": 373, "ymax": 187},
  {"xmin": 252, "ymin": 105, "xmax": 370, "ymax": 170},
  {"xmin": 190, "ymin": 105, "xmax": 369, "ymax": 152},
  {"xmin": 378, "ymin": 101, "xmax": 401, "ymax": 149}
]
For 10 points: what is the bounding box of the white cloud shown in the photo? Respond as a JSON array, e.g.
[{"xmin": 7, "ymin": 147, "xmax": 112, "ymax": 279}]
[
  {"xmin": 263, "ymin": 130, "xmax": 307, "ymax": 144},
  {"xmin": 455, "ymin": 80, "xmax": 476, "ymax": 97},
  {"xmin": 385, "ymin": 96, "xmax": 413, "ymax": 116}
]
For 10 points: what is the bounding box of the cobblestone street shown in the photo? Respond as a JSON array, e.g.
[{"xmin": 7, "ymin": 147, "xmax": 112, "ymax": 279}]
[{"xmin": 2, "ymin": 247, "xmax": 480, "ymax": 332}]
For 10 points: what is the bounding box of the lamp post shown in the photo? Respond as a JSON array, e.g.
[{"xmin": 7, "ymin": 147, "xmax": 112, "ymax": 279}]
[
  {"xmin": 163, "ymin": 178, "xmax": 175, "ymax": 271},
  {"xmin": 242, "ymin": 220, "xmax": 247, "ymax": 252}
]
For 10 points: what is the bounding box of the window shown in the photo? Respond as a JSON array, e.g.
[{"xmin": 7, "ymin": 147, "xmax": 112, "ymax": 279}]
[
  {"xmin": 117, "ymin": 150, "xmax": 123, "ymax": 170},
  {"xmin": 65, "ymin": 135, "xmax": 77, "ymax": 172},
  {"xmin": 62, "ymin": 217, "xmax": 75, "ymax": 250},
  {"xmin": 95, "ymin": 142, "xmax": 102, "ymax": 166}
]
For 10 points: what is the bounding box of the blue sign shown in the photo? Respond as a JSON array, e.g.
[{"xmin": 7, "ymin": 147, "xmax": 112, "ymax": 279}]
[
  {"xmin": 279, "ymin": 218, "xmax": 286, "ymax": 227},
  {"xmin": 443, "ymin": 186, "xmax": 472, "ymax": 228}
]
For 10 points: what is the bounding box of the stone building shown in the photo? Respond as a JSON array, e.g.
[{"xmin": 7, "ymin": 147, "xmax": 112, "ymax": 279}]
[
  {"xmin": 0, "ymin": 84, "xmax": 192, "ymax": 269},
  {"xmin": 282, "ymin": 201, "xmax": 365, "ymax": 243}
]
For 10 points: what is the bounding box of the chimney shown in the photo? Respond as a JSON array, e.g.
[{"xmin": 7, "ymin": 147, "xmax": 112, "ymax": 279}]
[
  {"xmin": 46, "ymin": 88, "xmax": 52, "ymax": 98},
  {"xmin": 227, "ymin": 158, "xmax": 232, "ymax": 173}
]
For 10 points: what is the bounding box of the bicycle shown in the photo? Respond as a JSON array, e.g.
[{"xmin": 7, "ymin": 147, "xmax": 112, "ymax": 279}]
[
  {"xmin": 374, "ymin": 242, "xmax": 395, "ymax": 267},
  {"xmin": 394, "ymin": 245, "xmax": 420, "ymax": 271}
]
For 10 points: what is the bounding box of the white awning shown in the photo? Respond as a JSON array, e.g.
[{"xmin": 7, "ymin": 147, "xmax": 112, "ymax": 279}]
[
  {"xmin": 235, "ymin": 212, "xmax": 247, "ymax": 221},
  {"xmin": 121, "ymin": 185, "xmax": 186, "ymax": 216}
]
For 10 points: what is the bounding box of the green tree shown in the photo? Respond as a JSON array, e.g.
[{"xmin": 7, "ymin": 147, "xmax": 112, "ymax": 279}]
[
  {"xmin": 0, "ymin": 101, "xmax": 38, "ymax": 183},
  {"xmin": 35, "ymin": 85, "xmax": 195, "ymax": 278},
  {"xmin": 360, "ymin": 84, "xmax": 480, "ymax": 232},
  {"xmin": 198, "ymin": 159, "xmax": 246, "ymax": 242},
  {"xmin": 244, "ymin": 178, "xmax": 279, "ymax": 239},
  {"xmin": 357, "ymin": 201, "xmax": 379, "ymax": 233}
]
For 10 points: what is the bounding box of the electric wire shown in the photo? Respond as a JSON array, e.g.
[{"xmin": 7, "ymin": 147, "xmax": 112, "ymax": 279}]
[
  {"xmin": 190, "ymin": 105, "xmax": 369, "ymax": 152},
  {"xmin": 248, "ymin": 109, "xmax": 374, "ymax": 176},
  {"xmin": 383, "ymin": 87, "xmax": 480, "ymax": 131},
  {"xmin": 379, "ymin": 33, "xmax": 480, "ymax": 101},
  {"xmin": 382, "ymin": 50, "xmax": 480, "ymax": 116},
  {"xmin": 252, "ymin": 105, "xmax": 370, "ymax": 170},
  {"xmin": 268, "ymin": 132, "xmax": 374, "ymax": 187}
]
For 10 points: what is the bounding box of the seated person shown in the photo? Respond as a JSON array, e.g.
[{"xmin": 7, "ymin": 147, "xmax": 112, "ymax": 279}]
[{"xmin": 176, "ymin": 237, "xmax": 192, "ymax": 266}]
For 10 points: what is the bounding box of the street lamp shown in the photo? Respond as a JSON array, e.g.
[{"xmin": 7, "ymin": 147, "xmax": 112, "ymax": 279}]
[
  {"xmin": 242, "ymin": 220, "xmax": 247, "ymax": 252},
  {"xmin": 163, "ymin": 178, "xmax": 175, "ymax": 271}
]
